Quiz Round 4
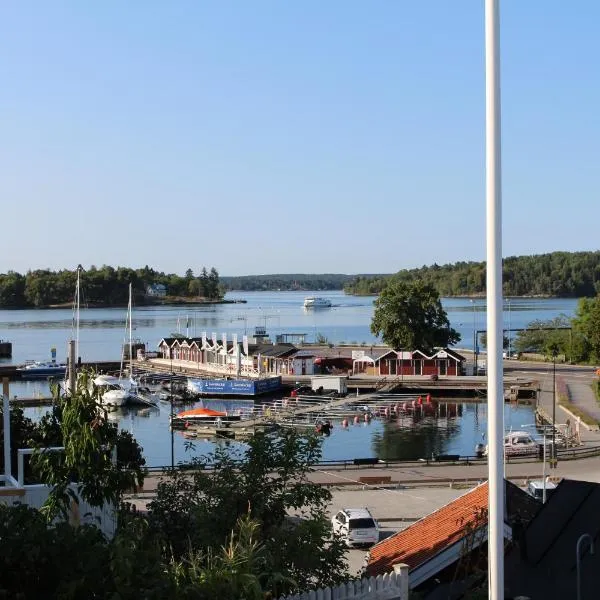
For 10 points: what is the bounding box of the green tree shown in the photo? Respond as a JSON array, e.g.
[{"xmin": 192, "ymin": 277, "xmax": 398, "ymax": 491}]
[
  {"xmin": 572, "ymin": 295, "xmax": 600, "ymax": 362},
  {"xmin": 147, "ymin": 429, "xmax": 347, "ymax": 595},
  {"xmin": 370, "ymin": 280, "xmax": 460, "ymax": 351},
  {"xmin": 32, "ymin": 373, "xmax": 146, "ymax": 520},
  {"xmin": 513, "ymin": 316, "xmax": 571, "ymax": 359}
]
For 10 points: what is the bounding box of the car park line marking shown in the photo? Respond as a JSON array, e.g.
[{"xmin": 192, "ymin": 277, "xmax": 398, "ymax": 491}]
[{"xmin": 317, "ymin": 469, "xmax": 427, "ymax": 501}]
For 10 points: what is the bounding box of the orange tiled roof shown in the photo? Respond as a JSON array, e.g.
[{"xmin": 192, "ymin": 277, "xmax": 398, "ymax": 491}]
[{"xmin": 366, "ymin": 482, "xmax": 489, "ymax": 577}]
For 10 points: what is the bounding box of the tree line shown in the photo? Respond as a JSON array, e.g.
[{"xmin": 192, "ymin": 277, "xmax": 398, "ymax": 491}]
[
  {"xmin": 219, "ymin": 273, "xmax": 381, "ymax": 291},
  {"xmin": 0, "ymin": 265, "xmax": 223, "ymax": 308},
  {"xmin": 344, "ymin": 251, "xmax": 600, "ymax": 298}
]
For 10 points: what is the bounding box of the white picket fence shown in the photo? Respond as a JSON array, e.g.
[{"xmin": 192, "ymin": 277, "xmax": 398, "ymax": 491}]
[{"xmin": 279, "ymin": 569, "xmax": 408, "ymax": 600}]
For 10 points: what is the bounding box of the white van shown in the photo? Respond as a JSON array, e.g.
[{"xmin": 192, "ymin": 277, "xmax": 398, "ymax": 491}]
[{"xmin": 331, "ymin": 508, "xmax": 379, "ymax": 548}]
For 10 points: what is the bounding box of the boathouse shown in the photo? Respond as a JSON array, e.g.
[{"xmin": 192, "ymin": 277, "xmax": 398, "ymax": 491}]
[{"xmin": 359, "ymin": 348, "xmax": 466, "ymax": 376}]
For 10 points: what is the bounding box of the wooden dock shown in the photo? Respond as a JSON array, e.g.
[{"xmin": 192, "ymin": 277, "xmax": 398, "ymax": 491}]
[{"xmin": 229, "ymin": 393, "xmax": 380, "ymax": 429}]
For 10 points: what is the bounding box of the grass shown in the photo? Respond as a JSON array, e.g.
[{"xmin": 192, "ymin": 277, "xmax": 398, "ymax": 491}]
[
  {"xmin": 592, "ymin": 380, "xmax": 600, "ymax": 405},
  {"xmin": 555, "ymin": 375, "xmax": 600, "ymax": 427}
]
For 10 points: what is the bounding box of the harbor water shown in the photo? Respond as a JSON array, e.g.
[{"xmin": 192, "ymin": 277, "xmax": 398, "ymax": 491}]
[{"xmin": 2, "ymin": 291, "xmax": 569, "ymax": 466}]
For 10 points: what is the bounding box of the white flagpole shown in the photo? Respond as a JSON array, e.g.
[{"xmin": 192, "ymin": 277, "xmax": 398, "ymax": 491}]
[{"xmin": 485, "ymin": 1, "xmax": 504, "ymax": 598}]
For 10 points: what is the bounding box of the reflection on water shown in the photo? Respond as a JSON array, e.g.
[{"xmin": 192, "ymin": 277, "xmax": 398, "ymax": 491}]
[{"xmin": 21, "ymin": 391, "xmax": 535, "ymax": 467}]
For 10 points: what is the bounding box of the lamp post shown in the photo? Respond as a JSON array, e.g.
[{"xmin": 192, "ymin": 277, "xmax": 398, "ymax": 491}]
[
  {"xmin": 576, "ymin": 533, "xmax": 595, "ymax": 600},
  {"xmin": 551, "ymin": 344, "xmax": 558, "ymax": 468},
  {"xmin": 507, "ymin": 299, "xmax": 511, "ymax": 358},
  {"xmin": 471, "ymin": 299, "xmax": 477, "ymax": 373},
  {"xmin": 170, "ymin": 353, "xmax": 174, "ymax": 470}
]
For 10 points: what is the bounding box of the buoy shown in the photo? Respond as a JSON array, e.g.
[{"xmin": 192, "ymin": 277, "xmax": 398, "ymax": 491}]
[
  {"xmin": 426, "ymin": 394, "xmax": 431, "ymax": 403},
  {"xmin": 342, "ymin": 418, "xmax": 349, "ymax": 428},
  {"xmin": 417, "ymin": 396, "xmax": 422, "ymax": 405},
  {"xmin": 354, "ymin": 415, "xmax": 360, "ymax": 425}
]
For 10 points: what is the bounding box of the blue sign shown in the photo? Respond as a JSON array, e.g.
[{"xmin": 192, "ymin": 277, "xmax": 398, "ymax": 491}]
[{"xmin": 188, "ymin": 376, "xmax": 282, "ymax": 396}]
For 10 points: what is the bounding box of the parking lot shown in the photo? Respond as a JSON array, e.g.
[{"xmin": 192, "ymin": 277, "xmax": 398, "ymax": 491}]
[{"xmin": 326, "ymin": 485, "xmax": 469, "ymax": 575}]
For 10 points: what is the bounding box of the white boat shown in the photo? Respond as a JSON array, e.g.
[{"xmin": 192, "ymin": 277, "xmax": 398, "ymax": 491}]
[
  {"xmin": 100, "ymin": 284, "xmax": 158, "ymax": 408},
  {"xmin": 303, "ymin": 296, "xmax": 332, "ymax": 309},
  {"xmin": 17, "ymin": 361, "xmax": 67, "ymax": 378},
  {"xmin": 93, "ymin": 375, "xmax": 129, "ymax": 407},
  {"xmin": 484, "ymin": 430, "xmax": 540, "ymax": 457}
]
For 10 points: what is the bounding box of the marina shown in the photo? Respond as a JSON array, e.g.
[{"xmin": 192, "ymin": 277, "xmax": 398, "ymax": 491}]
[{"xmin": 0, "ymin": 292, "xmax": 583, "ymax": 468}]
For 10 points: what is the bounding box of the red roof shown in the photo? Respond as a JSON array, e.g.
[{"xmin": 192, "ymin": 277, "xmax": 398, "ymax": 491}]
[{"xmin": 366, "ymin": 482, "xmax": 489, "ymax": 577}]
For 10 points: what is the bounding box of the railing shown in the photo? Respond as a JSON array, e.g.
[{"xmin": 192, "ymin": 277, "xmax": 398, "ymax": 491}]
[
  {"xmin": 141, "ymin": 443, "xmax": 600, "ymax": 475},
  {"xmin": 279, "ymin": 568, "xmax": 408, "ymax": 600}
]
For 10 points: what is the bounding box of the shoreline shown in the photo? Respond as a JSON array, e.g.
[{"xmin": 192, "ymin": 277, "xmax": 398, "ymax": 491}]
[{"xmin": 0, "ymin": 298, "xmax": 247, "ymax": 311}]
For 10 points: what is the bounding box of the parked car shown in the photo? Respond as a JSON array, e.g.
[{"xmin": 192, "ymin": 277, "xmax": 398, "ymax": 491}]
[{"xmin": 331, "ymin": 508, "xmax": 379, "ymax": 548}]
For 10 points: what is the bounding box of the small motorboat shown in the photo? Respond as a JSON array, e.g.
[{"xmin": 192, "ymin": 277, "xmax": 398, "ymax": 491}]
[
  {"xmin": 170, "ymin": 407, "xmax": 242, "ymax": 428},
  {"xmin": 17, "ymin": 361, "xmax": 67, "ymax": 379}
]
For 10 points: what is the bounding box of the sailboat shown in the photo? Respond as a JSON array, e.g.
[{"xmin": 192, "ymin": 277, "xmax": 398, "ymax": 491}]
[
  {"xmin": 100, "ymin": 284, "xmax": 158, "ymax": 408},
  {"xmin": 99, "ymin": 284, "xmax": 135, "ymax": 407}
]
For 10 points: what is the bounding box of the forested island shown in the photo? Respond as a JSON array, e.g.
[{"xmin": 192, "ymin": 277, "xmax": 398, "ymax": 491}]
[
  {"xmin": 0, "ymin": 266, "xmax": 224, "ymax": 308},
  {"xmin": 1, "ymin": 251, "xmax": 599, "ymax": 308},
  {"xmin": 219, "ymin": 273, "xmax": 377, "ymax": 291},
  {"xmin": 344, "ymin": 251, "xmax": 600, "ymax": 298}
]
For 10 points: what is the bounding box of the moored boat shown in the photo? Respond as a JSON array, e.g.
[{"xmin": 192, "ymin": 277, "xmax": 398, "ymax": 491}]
[
  {"xmin": 170, "ymin": 406, "xmax": 242, "ymax": 428},
  {"xmin": 17, "ymin": 361, "xmax": 67, "ymax": 379},
  {"xmin": 484, "ymin": 430, "xmax": 541, "ymax": 457}
]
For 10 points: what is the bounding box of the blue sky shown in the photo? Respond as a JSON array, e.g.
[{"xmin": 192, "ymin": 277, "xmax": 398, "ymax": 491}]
[{"xmin": 1, "ymin": 1, "xmax": 598, "ymax": 276}]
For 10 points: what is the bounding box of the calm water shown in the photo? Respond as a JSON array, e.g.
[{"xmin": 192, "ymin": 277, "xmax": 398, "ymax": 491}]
[
  {"xmin": 3, "ymin": 291, "xmax": 566, "ymax": 466},
  {"xmin": 0, "ymin": 291, "xmax": 579, "ymax": 364},
  {"xmin": 22, "ymin": 400, "xmax": 535, "ymax": 467}
]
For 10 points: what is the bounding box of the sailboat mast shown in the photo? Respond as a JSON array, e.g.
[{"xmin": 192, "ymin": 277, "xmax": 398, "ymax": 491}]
[
  {"xmin": 129, "ymin": 283, "xmax": 133, "ymax": 375},
  {"xmin": 75, "ymin": 267, "xmax": 80, "ymax": 361}
]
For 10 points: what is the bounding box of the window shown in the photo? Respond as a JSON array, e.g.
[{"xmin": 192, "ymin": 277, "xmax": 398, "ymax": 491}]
[{"xmin": 349, "ymin": 518, "xmax": 376, "ymax": 529}]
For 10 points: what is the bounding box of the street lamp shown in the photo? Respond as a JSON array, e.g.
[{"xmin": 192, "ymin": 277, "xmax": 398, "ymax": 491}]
[
  {"xmin": 507, "ymin": 299, "xmax": 511, "ymax": 358},
  {"xmin": 170, "ymin": 353, "xmax": 174, "ymax": 470},
  {"xmin": 576, "ymin": 533, "xmax": 595, "ymax": 600},
  {"xmin": 470, "ymin": 299, "xmax": 477, "ymax": 374},
  {"xmin": 551, "ymin": 344, "xmax": 559, "ymax": 469}
]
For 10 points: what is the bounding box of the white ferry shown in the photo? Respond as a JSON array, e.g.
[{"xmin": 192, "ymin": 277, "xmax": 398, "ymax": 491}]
[{"xmin": 303, "ymin": 296, "xmax": 332, "ymax": 309}]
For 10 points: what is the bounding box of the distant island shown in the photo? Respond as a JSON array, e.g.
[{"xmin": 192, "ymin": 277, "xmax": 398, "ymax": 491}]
[
  {"xmin": 343, "ymin": 251, "xmax": 600, "ymax": 298},
  {"xmin": 0, "ymin": 266, "xmax": 226, "ymax": 309},
  {"xmin": 1, "ymin": 250, "xmax": 598, "ymax": 308}
]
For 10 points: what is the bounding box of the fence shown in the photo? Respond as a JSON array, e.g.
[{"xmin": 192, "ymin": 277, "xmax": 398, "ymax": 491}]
[
  {"xmin": 279, "ymin": 568, "xmax": 408, "ymax": 600},
  {"xmin": 0, "ymin": 447, "xmax": 117, "ymax": 539}
]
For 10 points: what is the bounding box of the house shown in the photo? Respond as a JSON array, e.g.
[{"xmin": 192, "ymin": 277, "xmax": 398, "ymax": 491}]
[
  {"xmin": 365, "ymin": 480, "xmax": 539, "ymax": 598},
  {"xmin": 504, "ymin": 479, "xmax": 600, "ymax": 600},
  {"xmin": 352, "ymin": 348, "xmax": 467, "ymax": 377},
  {"xmin": 146, "ymin": 283, "xmax": 167, "ymax": 297}
]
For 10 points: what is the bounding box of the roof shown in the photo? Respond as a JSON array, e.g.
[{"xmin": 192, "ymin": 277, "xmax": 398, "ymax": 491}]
[
  {"xmin": 366, "ymin": 480, "xmax": 539, "ymax": 578},
  {"xmin": 505, "ymin": 479, "xmax": 600, "ymax": 600},
  {"xmin": 255, "ymin": 343, "xmax": 298, "ymax": 358},
  {"xmin": 366, "ymin": 483, "xmax": 488, "ymax": 577},
  {"xmin": 340, "ymin": 508, "xmax": 374, "ymax": 519}
]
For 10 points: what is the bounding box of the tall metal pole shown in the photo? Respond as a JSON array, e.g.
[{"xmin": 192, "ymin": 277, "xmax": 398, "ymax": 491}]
[
  {"xmin": 542, "ymin": 426, "xmax": 547, "ymax": 503},
  {"xmin": 3, "ymin": 378, "xmax": 11, "ymax": 480},
  {"xmin": 485, "ymin": 1, "xmax": 504, "ymax": 598},
  {"xmin": 170, "ymin": 355, "xmax": 174, "ymax": 469},
  {"xmin": 507, "ymin": 299, "xmax": 511, "ymax": 358},
  {"xmin": 471, "ymin": 299, "xmax": 476, "ymax": 371},
  {"xmin": 552, "ymin": 351, "xmax": 556, "ymax": 468}
]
